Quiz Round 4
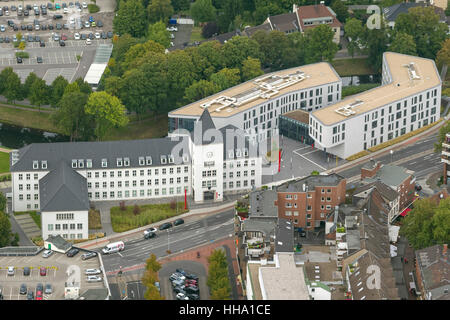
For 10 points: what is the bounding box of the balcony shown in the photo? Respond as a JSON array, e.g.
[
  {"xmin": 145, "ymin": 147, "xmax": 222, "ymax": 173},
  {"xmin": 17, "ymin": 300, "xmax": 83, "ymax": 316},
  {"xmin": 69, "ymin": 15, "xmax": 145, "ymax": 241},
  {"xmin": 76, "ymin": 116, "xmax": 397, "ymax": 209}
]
[
  {"xmin": 442, "ymin": 155, "xmax": 450, "ymax": 165},
  {"xmin": 246, "ymin": 239, "xmax": 265, "ymax": 257}
]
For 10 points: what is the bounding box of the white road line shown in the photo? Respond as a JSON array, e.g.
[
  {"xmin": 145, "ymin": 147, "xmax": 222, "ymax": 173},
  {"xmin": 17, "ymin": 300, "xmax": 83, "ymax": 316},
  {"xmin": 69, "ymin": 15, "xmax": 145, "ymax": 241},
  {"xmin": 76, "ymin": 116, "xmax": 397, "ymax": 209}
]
[
  {"xmin": 302, "ymin": 149, "xmax": 320, "ymax": 156},
  {"xmin": 293, "ymin": 149, "xmax": 326, "ymax": 170}
]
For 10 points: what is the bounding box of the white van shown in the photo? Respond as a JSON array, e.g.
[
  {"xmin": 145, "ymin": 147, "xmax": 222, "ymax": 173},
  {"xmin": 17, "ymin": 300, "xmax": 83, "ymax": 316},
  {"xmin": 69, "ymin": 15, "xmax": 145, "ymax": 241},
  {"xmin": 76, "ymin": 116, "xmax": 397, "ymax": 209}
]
[{"xmin": 102, "ymin": 241, "xmax": 124, "ymax": 254}]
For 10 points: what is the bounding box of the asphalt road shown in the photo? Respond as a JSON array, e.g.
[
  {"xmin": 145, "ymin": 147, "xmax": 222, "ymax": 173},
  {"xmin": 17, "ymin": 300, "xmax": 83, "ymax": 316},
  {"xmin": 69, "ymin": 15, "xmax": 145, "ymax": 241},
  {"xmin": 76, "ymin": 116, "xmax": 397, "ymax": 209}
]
[{"xmin": 100, "ymin": 209, "xmax": 235, "ymax": 273}]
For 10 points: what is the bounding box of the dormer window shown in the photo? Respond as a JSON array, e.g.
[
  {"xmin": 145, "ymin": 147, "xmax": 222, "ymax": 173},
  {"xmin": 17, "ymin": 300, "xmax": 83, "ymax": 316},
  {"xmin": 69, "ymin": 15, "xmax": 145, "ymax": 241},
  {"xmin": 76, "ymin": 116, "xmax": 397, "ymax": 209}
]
[
  {"xmin": 33, "ymin": 161, "xmax": 39, "ymax": 169},
  {"xmin": 139, "ymin": 157, "xmax": 145, "ymax": 166},
  {"xmin": 182, "ymin": 154, "xmax": 189, "ymax": 163},
  {"xmin": 86, "ymin": 159, "xmax": 92, "ymax": 168},
  {"xmin": 72, "ymin": 160, "xmax": 78, "ymax": 168},
  {"xmin": 146, "ymin": 156, "xmax": 152, "ymax": 165},
  {"xmin": 124, "ymin": 157, "xmax": 130, "ymax": 166},
  {"xmin": 228, "ymin": 150, "xmax": 234, "ymax": 159},
  {"xmin": 168, "ymin": 155, "xmax": 174, "ymax": 164},
  {"xmin": 236, "ymin": 149, "xmax": 242, "ymax": 158},
  {"xmin": 101, "ymin": 159, "xmax": 107, "ymax": 168},
  {"xmin": 41, "ymin": 161, "xmax": 47, "ymax": 169},
  {"xmin": 161, "ymin": 155, "xmax": 167, "ymax": 164},
  {"xmin": 243, "ymin": 148, "xmax": 249, "ymax": 157},
  {"xmin": 117, "ymin": 158, "xmax": 123, "ymax": 167},
  {"xmin": 78, "ymin": 160, "xmax": 84, "ymax": 168}
]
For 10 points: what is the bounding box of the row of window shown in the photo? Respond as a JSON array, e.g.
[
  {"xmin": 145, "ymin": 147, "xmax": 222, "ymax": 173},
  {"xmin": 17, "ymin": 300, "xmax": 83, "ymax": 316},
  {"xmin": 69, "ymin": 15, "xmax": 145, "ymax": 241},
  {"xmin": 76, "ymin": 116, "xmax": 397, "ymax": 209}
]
[
  {"xmin": 224, "ymin": 160, "xmax": 256, "ymax": 169},
  {"xmin": 48, "ymin": 223, "xmax": 83, "ymax": 231},
  {"xmin": 225, "ymin": 170, "xmax": 256, "ymax": 178},
  {"xmin": 87, "ymin": 176, "xmax": 189, "ymax": 189},
  {"xmin": 17, "ymin": 173, "xmax": 39, "ymax": 180},
  {"xmin": 88, "ymin": 187, "xmax": 187, "ymax": 199},
  {"xmin": 86, "ymin": 166, "xmax": 189, "ymax": 179},
  {"xmin": 223, "ymin": 180, "xmax": 255, "ymax": 189},
  {"xmin": 48, "ymin": 233, "xmax": 84, "ymax": 240}
]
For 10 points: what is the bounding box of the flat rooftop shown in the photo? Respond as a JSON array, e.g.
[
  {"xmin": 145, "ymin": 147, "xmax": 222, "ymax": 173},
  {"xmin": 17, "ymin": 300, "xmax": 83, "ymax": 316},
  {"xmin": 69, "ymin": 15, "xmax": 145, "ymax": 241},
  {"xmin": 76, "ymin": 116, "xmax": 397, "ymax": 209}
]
[
  {"xmin": 259, "ymin": 253, "xmax": 310, "ymax": 300},
  {"xmin": 170, "ymin": 62, "xmax": 340, "ymax": 118},
  {"xmin": 312, "ymin": 52, "xmax": 441, "ymax": 126}
]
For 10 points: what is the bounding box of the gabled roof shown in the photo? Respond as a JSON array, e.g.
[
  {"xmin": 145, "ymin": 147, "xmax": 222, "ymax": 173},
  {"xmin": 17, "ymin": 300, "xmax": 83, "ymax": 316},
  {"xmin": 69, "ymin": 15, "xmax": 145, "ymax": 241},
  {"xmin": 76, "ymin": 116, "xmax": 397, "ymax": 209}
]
[
  {"xmin": 363, "ymin": 164, "xmax": 413, "ymax": 189},
  {"xmin": 243, "ymin": 23, "xmax": 272, "ymax": 37},
  {"xmin": 45, "ymin": 234, "xmax": 72, "ymax": 252},
  {"xmin": 268, "ymin": 12, "xmax": 300, "ymax": 33},
  {"xmin": 39, "ymin": 161, "xmax": 89, "ymax": 212},
  {"xmin": 297, "ymin": 4, "xmax": 343, "ymax": 31},
  {"xmin": 354, "ymin": 181, "xmax": 399, "ymax": 202},
  {"xmin": 383, "ymin": 2, "xmax": 425, "ymax": 21}
]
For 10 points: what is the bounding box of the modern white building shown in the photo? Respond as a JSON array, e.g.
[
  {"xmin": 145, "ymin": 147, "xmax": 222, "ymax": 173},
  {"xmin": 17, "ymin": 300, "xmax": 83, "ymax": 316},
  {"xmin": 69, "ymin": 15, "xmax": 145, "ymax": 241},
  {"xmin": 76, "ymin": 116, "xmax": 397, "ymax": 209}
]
[
  {"xmin": 9, "ymin": 110, "xmax": 263, "ymax": 239},
  {"xmin": 310, "ymin": 52, "xmax": 442, "ymax": 159},
  {"xmin": 169, "ymin": 62, "xmax": 342, "ymax": 142}
]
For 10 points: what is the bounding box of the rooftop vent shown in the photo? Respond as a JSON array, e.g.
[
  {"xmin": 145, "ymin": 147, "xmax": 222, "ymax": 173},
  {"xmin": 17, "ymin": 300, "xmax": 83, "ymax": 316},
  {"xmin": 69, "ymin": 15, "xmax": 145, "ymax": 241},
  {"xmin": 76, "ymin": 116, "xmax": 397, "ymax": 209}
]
[
  {"xmin": 335, "ymin": 100, "xmax": 363, "ymax": 117},
  {"xmin": 404, "ymin": 62, "xmax": 421, "ymax": 81}
]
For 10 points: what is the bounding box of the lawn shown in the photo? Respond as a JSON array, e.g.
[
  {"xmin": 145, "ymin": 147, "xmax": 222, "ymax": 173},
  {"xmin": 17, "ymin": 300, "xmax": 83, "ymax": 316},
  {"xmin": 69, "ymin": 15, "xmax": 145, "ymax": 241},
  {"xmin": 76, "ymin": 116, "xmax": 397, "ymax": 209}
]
[
  {"xmin": 88, "ymin": 209, "xmax": 102, "ymax": 229},
  {"xmin": 331, "ymin": 58, "xmax": 376, "ymax": 77},
  {"xmin": 104, "ymin": 113, "xmax": 168, "ymax": 141},
  {"xmin": 0, "ymin": 152, "xmax": 9, "ymax": 174},
  {"xmin": 190, "ymin": 26, "xmax": 205, "ymax": 43},
  {"xmin": 0, "ymin": 104, "xmax": 62, "ymax": 134},
  {"xmin": 342, "ymin": 83, "xmax": 380, "ymax": 98},
  {"xmin": 110, "ymin": 202, "xmax": 187, "ymax": 233}
]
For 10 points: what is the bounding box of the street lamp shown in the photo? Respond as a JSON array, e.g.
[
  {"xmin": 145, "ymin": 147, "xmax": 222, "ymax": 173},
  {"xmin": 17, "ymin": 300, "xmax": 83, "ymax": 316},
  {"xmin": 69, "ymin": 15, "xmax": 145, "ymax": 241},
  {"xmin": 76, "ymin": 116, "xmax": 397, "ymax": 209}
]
[{"xmin": 390, "ymin": 150, "xmax": 394, "ymax": 163}]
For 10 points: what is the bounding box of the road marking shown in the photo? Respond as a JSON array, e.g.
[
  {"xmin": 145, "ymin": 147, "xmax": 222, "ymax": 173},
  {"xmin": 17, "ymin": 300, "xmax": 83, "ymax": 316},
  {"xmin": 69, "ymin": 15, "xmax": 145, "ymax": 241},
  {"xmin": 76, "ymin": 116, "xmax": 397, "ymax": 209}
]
[{"xmin": 293, "ymin": 149, "xmax": 326, "ymax": 170}]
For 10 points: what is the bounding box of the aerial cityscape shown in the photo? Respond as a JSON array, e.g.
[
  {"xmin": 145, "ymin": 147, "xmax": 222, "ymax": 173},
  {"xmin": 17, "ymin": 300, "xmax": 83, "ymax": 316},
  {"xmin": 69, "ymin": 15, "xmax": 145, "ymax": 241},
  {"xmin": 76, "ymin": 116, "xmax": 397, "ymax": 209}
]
[{"xmin": 0, "ymin": 0, "xmax": 448, "ymax": 307}]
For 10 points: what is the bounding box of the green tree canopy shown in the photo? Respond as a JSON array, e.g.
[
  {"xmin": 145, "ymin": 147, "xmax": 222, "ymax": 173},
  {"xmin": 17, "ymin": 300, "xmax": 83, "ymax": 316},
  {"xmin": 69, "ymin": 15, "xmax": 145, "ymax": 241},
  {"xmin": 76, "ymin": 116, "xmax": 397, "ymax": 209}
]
[
  {"xmin": 190, "ymin": 0, "xmax": 217, "ymax": 24},
  {"xmin": 50, "ymin": 76, "xmax": 69, "ymax": 107},
  {"xmin": 23, "ymin": 72, "xmax": 40, "ymax": 100},
  {"xmin": 436, "ymin": 38, "xmax": 450, "ymax": 70},
  {"xmin": 304, "ymin": 24, "xmax": 338, "ymax": 63},
  {"xmin": 147, "ymin": 21, "xmax": 171, "ymax": 48},
  {"xmin": 389, "ymin": 32, "xmax": 417, "ymax": 56},
  {"xmin": 0, "ymin": 192, "xmax": 6, "ymax": 212},
  {"xmin": 184, "ymin": 80, "xmax": 218, "ymax": 103},
  {"xmin": 147, "ymin": 0, "xmax": 174, "ymax": 24},
  {"xmin": 4, "ymin": 71, "xmax": 23, "ymax": 103},
  {"xmin": 85, "ymin": 91, "xmax": 129, "ymax": 140},
  {"xmin": 29, "ymin": 78, "xmax": 50, "ymax": 108},
  {"xmin": 241, "ymin": 57, "xmax": 264, "ymax": 81},
  {"xmin": 331, "ymin": 0, "xmax": 348, "ymax": 24},
  {"xmin": 113, "ymin": 0, "xmax": 148, "ymax": 38},
  {"xmin": 435, "ymin": 121, "xmax": 450, "ymax": 152},
  {"xmin": 251, "ymin": 30, "xmax": 291, "ymax": 70},
  {"xmin": 344, "ymin": 18, "xmax": 364, "ymax": 58},
  {"xmin": 210, "ymin": 67, "xmax": 241, "ymax": 90},
  {"xmin": 0, "ymin": 211, "xmax": 12, "ymax": 248},
  {"xmin": 221, "ymin": 35, "xmax": 261, "ymax": 69}
]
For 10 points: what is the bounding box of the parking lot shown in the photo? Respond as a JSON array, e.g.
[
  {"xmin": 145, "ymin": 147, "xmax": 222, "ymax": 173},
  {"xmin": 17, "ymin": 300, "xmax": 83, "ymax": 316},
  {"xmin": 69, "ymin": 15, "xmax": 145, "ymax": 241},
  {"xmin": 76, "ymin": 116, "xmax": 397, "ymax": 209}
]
[{"xmin": 0, "ymin": 250, "xmax": 105, "ymax": 300}]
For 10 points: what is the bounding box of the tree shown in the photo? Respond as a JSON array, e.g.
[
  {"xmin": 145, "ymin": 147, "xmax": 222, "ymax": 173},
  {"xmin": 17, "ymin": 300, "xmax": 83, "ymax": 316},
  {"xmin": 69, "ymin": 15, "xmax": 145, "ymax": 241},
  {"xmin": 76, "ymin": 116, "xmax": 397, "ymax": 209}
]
[
  {"xmin": 0, "ymin": 67, "xmax": 16, "ymax": 94},
  {"xmin": 395, "ymin": 7, "xmax": 448, "ymax": 59},
  {"xmin": 363, "ymin": 26, "xmax": 388, "ymax": 73},
  {"xmin": 207, "ymin": 248, "xmax": 231, "ymax": 300},
  {"xmin": 184, "ymin": 80, "xmax": 218, "ymax": 103},
  {"xmin": 113, "ymin": 0, "xmax": 148, "ymax": 38},
  {"xmin": 147, "ymin": 21, "xmax": 171, "ymax": 48},
  {"xmin": 0, "ymin": 211, "xmax": 12, "ymax": 248},
  {"xmin": 141, "ymin": 254, "xmax": 164, "ymax": 300},
  {"xmin": 4, "ymin": 71, "xmax": 23, "ymax": 103},
  {"xmin": 0, "ymin": 192, "xmax": 6, "ymax": 212},
  {"xmin": 111, "ymin": 34, "xmax": 140, "ymax": 75},
  {"xmin": 75, "ymin": 78, "xmax": 93, "ymax": 95},
  {"xmin": 147, "ymin": 0, "xmax": 174, "ymax": 24},
  {"xmin": 64, "ymin": 82, "xmax": 81, "ymax": 95},
  {"xmin": 241, "ymin": 57, "xmax": 264, "ymax": 81},
  {"xmin": 122, "ymin": 40, "xmax": 165, "ymax": 71},
  {"xmin": 190, "ymin": 0, "xmax": 217, "ymax": 24},
  {"xmin": 344, "ymin": 18, "xmax": 364, "ymax": 58},
  {"xmin": 85, "ymin": 91, "xmax": 129, "ymax": 140},
  {"xmin": 304, "ymin": 24, "xmax": 338, "ymax": 63},
  {"xmin": 104, "ymin": 76, "xmax": 123, "ymax": 97},
  {"xmin": 436, "ymin": 38, "xmax": 450, "ymax": 70},
  {"xmin": 210, "ymin": 68, "xmax": 241, "ymax": 90},
  {"xmin": 120, "ymin": 68, "xmax": 152, "ymax": 116},
  {"xmin": 400, "ymin": 198, "xmax": 450, "ymax": 249},
  {"xmin": 252, "ymin": 30, "xmax": 290, "ymax": 70},
  {"xmin": 29, "ymin": 78, "xmax": 49, "ymax": 109},
  {"xmin": 202, "ymin": 21, "xmax": 219, "ymax": 38},
  {"xmin": 52, "ymin": 91, "xmax": 92, "ymax": 141},
  {"xmin": 389, "ymin": 32, "xmax": 417, "ymax": 56},
  {"xmin": 331, "ymin": 0, "xmax": 348, "ymax": 24},
  {"xmin": 172, "ymin": 0, "xmax": 190, "ymax": 11},
  {"xmin": 167, "ymin": 50, "xmax": 198, "ymax": 104},
  {"xmin": 145, "ymin": 254, "xmax": 162, "ymax": 273},
  {"xmin": 23, "ymin": 72, "xmax": 40, "ymax": 100},
  {"xmin": 50, "ymin": 76, "xmax": 69, "ymax": 107},
  {"xmin": 221, "ymin": 36, "xmax": 261, "ymax": 69}
]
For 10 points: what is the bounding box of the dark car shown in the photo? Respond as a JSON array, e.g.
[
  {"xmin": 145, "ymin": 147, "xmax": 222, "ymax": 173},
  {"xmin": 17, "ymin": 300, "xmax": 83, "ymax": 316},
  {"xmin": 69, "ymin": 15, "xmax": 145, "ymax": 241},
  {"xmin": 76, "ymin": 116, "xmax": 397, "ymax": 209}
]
[
  {"xmin": 107, "ymin": 31, "xmax": 113, "ymax": 38},
  {"xmin": 35, "ymin": 35, "xmax": 40, "ymax": 42},
  {"xmin": 56, "ymin": 23, "xmax": 62, "ymax": 30},
  {"xmin": 4, "ymin": 37, "xmax": 10, "ymax": 43},
  {"xmin": 7, "ymin": 20, "xmax": 14, "ymax": 27},
  {"xmin": 173, "ymin": 286, "xmax": 186, "ymax": 294},
  {"xmin": 41, "ymin": 24, "xmax": 47, "ymax": 30},
  {"xmin": 24, "ymin": 10, "xmax": 29, "ymax": 16},
  {"xmin": 88, "ymin": 32, "xmax": 94, "ymax": 39},
  {"xmin": 174, "ymin": 218, "xmax": 184, "ymax": 226},
  {"xmin": 36, "ymin": 283, "xmax": 44, "ymax": 292},
  {"xmin": 101, "ymin": 32, "xmax": 107, "ymax": 39},
  {"xmin": 81, "ymin": 252, "xmax": 97, "ymax": 260},
  {"xmin": 62, "ymin": 3, "xmax": 67, "ymax": 8},
  {"xmin": 185, "ymin": 286, "xmax": 199, "ymax": 294},
  {"xmin": 16, "ymin": 56, "xmax": 22, "ymax": 63},
  {"xmin": 81, "ymin": 33, "xmax": 87, "ymax": 40},
  {"xmin": 159, "ymin": 222, "xmax": 172, "ymax": 230},
  {"xmin": 63, "ymin": 24, "xmax": 69, "ymax": 30},
  {"xmin": 0, "ymin": 37, "xmax": 3, "ymax": 43},
  {"xmin": 19, "ymin": 284, "xmax": 27, "ymax": 295},
  {"xmin": 185, "ymin": 273, "xmax": 198, "ymax": 281},
  {"xmin": 176, "ymin": 268, "xmax": 186, "ymax": 276},
  {"xmin": 48, "ymin": 3, "xmax": 53, "ymax": 9},
  {"xmin": 26, "ymin": 5, "xmax": 32, "ymax": 10},
  {"xmin": 23, "ymin": 267, "xmax": 30, "ymax": 275},
  {"xmin": 415, "ymin": 183, "xmax": 422, "ymax": 191},
  {"xmin": 42, "ymin": 8, "xmax": 47, "ymax": 15},
  {"xmin": 144, "ymin": 232, "xmax": 156, "ymax": 239},
  {"xmin": 48, "ymin": 24, "xmax": 54, "ymax": 30},
  {"xmin": 27, "ymin": 24, "xmax": 32, "ymax": 31},
  {"xmin": 39, "ymin": 41, "xmax": 45, "ymax": 47},
  {"xmin": 13, "ymin": 25, "xmax": 18, "ymax": 31},
  {"xmin": 21, "ymin": 25, "xmax": 26, "ymax": 30},
  {"xmin": 27, "ymin": 290, "xmax": 34, "ymax": 300},
  {"xmin": 66, "ymin": 248, "xmax": 79, "ymax": 257},
  {"xmin": 39, "ymin": 267, "xmax": 46, "ymax": 276},
  {"xmin": 97, "ymin": 20, "xmax": 103, "ymax": 27},
  {"xmin": 53, "ymin": 14, "xmax": 63, "ymax": 19},
  {"xmin": 187, "ymin": 293, "xmax": 200, "ymax": 300},
  {"xmin": 27, "ymin": 35, "xmax": 34, "ymax": 42}
]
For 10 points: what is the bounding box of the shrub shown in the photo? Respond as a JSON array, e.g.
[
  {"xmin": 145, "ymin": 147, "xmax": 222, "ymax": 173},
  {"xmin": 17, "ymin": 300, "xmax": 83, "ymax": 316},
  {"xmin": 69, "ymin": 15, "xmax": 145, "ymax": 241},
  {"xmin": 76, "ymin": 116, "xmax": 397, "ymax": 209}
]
[
  {"xmin": 32, "ymin": 236, "xmax": 44, "ymax": 246},
  {"xmin": 119, "ymin": 201, "xmax": 126, "ymax": 211},
  {"xmin": 88, "ymin": 209, "xmax": 102, "ymax": 229},
  {"xmin": 15, "ymin": 51, "xmax": 29, "ymax": 59},
  {"xmin": 201, "ymin": 22, "xmax": 219, "ymax": 39},
  {"xmin": 88, "ymin": 4, "xmax": 100, "ymax": 13},
  {"xmin": 169, "ymin": 200, "xmax": 176, "ymax": 210},
  {"xmin": 133, "ymin": 204, "xmax": 140, "ymax": 215},
  {"xmin": 0, "ymin": 174, "xmax": 11, "ymax": 182},
  {"xmin": 346, "ymin": 150, "xmax": 370, "ymax": 161}
]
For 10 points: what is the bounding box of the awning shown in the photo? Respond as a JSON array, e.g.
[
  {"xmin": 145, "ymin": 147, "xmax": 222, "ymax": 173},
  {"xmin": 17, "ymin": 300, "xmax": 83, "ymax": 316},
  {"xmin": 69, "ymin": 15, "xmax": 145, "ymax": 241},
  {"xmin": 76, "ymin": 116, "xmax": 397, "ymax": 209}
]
[{"xmin": 400, "ymin": 208, "xmax": 411, "ymax": 217}]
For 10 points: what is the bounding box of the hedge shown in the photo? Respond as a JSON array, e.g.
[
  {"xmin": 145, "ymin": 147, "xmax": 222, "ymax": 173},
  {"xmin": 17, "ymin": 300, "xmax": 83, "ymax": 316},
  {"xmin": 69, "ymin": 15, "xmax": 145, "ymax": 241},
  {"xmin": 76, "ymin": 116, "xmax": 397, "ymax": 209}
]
[
  {"xmin": 88, "ymin": 4, "xmax": 100, "ymax": 13},
  {"xmin": 346, "ymin": 150, "xmax": 370, "ymax": 161}
]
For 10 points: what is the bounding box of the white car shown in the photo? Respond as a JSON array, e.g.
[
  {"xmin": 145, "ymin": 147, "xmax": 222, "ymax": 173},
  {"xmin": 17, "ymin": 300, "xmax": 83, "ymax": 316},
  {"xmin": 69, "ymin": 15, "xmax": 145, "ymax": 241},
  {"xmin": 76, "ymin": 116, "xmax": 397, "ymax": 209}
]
[
  {"xmin": 87, "ymin": 275, "xmax": 102, "ymax": 282},
  {"xmin": 143, "ymin": 227, "xmax": 157, "ymax": 236},
  {"xmin": 7, "ymin": 266, "xmax": 15, "ymax": 276},
  {"xmin": 74, "ymin": 32, "xmax": 80, "ymax": 40},
  {"xmin": 85, "ymin": 38, "xmax": 91, "ymax": 45},
  {"xmin": 42, "ymin": 250, "xmax": 54, "ymax": 258},
  {"xmin": 5, "ymin": 10, "xmax": 9, "ymax": 16},
  {"xmin": 176, "ymin": 292, "xmax": 189, "ymax": 300},
  {"xmin": 82, "ymin": 2, "xmax": 88, "ymax": 8},
  {"xmin": 94, "ymin": 32, "xmax": 100, "ymax": 39},
  {"xmin": 69, "ymin": 17, "xmax": 75, "ymax": 24},
  {"xmin": 18, "ymin": 5, "xmax": 23, "ymax": 11},
  {"xmin": 84, "ymin": 21, "xmax": 90, "ymax": 28},
  {"xmin": 170, "ymin": 33, "xmax": 175, "ymax": 39},
  {"xmin": 0, "ymin": 25, "xmax": 5, "ymax": 32},
  {"xmin": 63, "ymin": 7, "xmax": 69, "ymax": 14},
  {"xmin": 85, "ymin": 268, "xmax": 101, "ymax": 275}
]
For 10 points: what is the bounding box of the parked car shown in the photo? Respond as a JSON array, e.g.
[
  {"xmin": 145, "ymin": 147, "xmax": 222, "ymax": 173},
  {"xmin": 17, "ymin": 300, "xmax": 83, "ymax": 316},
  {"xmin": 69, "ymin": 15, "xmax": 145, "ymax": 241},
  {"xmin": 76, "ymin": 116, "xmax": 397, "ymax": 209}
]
[
  {"xmin": 86, "ymin": 275, "xmax": 102, "ymax": 282},
  {"xmin": 81, "ymin": 33, "xmax": 87, "ymax": 40},
  {"xmin": 144, "ymin": 227, "xmax": 157, "ymax": 236},
  {"xmin": 84, "ymin": 21, "xmax": 89, "ymax": 28},
  {"xmin": 176, "ymin": 292, "xmax": 189, "ymax": 300},
  {"xmin": 185, "ymin": 286, "xmax": 199, "ymax": 294},
  {"xmin": 107, "ymin": 31, "xmax": 113, "ymax": 38},
  {"xmin": 97, "ymin": 20, "xmax": 103, "ymax": 27},
  {"xmin": 23, "ymin": 267, "xmax": 30, "ymax": 276},
  {"xmin": 144, "ymin": 232, "xmax": 156, "ymax": 239},
  {"xmin": 101, "ymin": 32, "xmax": 107, "ymax": 39},
  {"xmin": 81, "ymin": 252, "xmax": 97, "ymax": 260},
  {"xmin": 85, "ymin": 38, "xmax": 91, "ymax": 45},
  {"xmin": 66, "ymin": 248, "xmax": 79, "ymax": 257},
  {"xmin": 185, "ymin": 273, "xmax": 198, "ymax": 281},
  {"xmin": 36, "ymin": 290, "xmax": 43, "ymax": 300},
  {"xmin": 39, "ymin": 41, "xmax": 45, "ymax": 47},
  {"xmin": 174, "ymin": 218, "xmax": 184, "ymax": 226},
  {"xmin": 159, "ymin": 222, "xmax": 172, "ymax": 230},
  {"xmin": 27, "ymin": 290, "xmax": 34, "ymax": 300},
  {"xmin": 176, "ymin": 268, "xmax": 186, "ymax": 276},
  {"xmin": 74, "ymin": 32, "xmax": 80, "ymax": 40},
  {"xmin": 40, "ymin": 267, "xmax": 47, "ymax": 276},
  {"xmin": 53, "ymin": 14, "xmax": 63, "ymax": 19},
  {"xmin": 7, "ymin": 266, "xmax": 14, "ymax": 276},
  {"xmin": 19, "ymin": 284, "xmax": 27, "ymax": 295},
  {"xmin": 170, "ymin": 272, "xmax": 185, "ymax": 281},
  {"xmin": 85, "ymin": 268, "xmax": 101, "ymax": 275},
  {"xmin": 61, "ymin": 34, "xmax": 67, "ymax": 41},
  {"xmin": 94, "ymin": 32, "xmax": 100, "ymax": 39},
  {"xmin": 44, "ymin": 283, "xmax": 52, "ymax": 294},
  {"xmin": 187, "ymin": 293, "xmax": 199, "ymax": 300},
  {"xmin": 88, "ymin": 32, "xmax": 94, "ymax": 39},
  {"xmin": 173, "ymin": 286, "xmax": 186, "ymax": 294},
  {"xmin": 1, "ymin": 24, "xmax": 8, "ymax": 32},
  {"xmin": 171, "ymin": 278, "xmax": 185, "ymax": 288},
  {"xmin": 59, "ymin": 40, "xmax": 65, "ymax": 46},
  {"xmin": 185, "ymin": 279, "xmax": 198, "ymax": 287}
]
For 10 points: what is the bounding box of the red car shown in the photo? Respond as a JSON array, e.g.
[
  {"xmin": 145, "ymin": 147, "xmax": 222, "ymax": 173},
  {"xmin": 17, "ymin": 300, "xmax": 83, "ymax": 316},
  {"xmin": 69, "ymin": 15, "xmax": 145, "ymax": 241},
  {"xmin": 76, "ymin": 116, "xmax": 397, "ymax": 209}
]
[
  {"xmin": 36, "ymin": 290, "xmax": 43, "ymax": 300},
  {"xmin": 185, "ymin": 280, "xmax": 198, "ymax": 287},
  {"xmin": 61, "ymin": 34, "xmax": 67, "ymax": 41},
  {"xmin": 40, "ymin": 267, "xmax": 47, "ymax": 276}
]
